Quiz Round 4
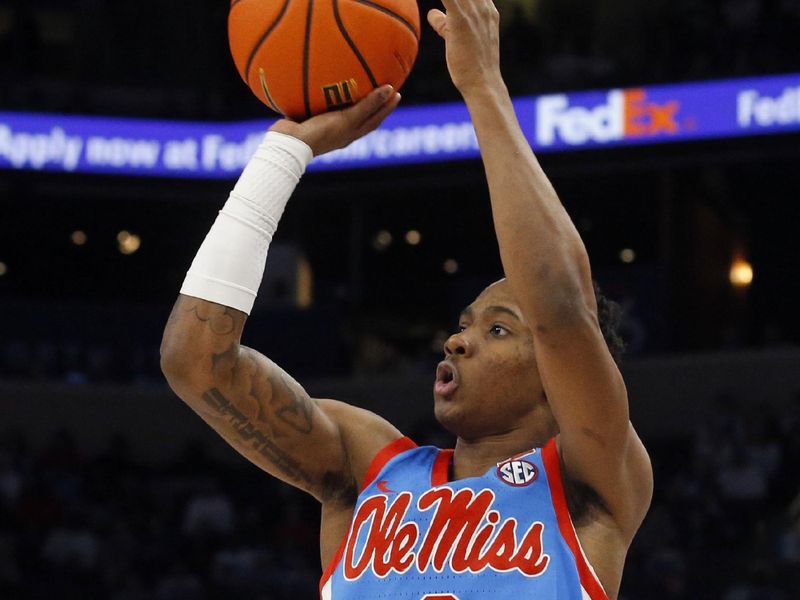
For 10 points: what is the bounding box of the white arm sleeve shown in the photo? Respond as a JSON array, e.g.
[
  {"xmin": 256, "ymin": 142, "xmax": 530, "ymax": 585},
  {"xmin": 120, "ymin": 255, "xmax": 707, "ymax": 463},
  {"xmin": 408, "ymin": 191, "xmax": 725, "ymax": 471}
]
[{"xmin": 180, "ymin": 131, "xmax": 313, "ymax": 315}]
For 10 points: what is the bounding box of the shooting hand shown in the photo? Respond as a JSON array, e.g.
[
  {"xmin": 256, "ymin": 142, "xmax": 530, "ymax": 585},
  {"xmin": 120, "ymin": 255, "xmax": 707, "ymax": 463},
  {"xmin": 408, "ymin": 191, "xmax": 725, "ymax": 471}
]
[{"xmin": 270, "ymin": 85, "xmax": 400, "ymax": 156}]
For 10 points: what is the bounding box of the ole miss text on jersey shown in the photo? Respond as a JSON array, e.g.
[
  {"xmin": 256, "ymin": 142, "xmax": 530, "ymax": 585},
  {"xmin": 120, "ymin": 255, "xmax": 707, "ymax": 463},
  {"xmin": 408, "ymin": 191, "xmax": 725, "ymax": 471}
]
[{"xmin": 320, "ymin": 437, "xmax": 608, "ymax": 600}]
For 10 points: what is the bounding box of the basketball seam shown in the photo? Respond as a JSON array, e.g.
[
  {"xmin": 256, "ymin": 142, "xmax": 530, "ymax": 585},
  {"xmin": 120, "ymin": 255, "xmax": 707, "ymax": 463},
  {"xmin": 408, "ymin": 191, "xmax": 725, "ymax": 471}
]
[
  {"xmin": 257, "ymin": 67, "xmax": 284, "ymax": 115},
  {"xmin": 303, "ymin": 0, "xmax": 314, "ymax": 119},
  {"xmin": 333, "ymin": 0, "xmax": 379, "ymax": 91},
  {"xmin": 348, "ymin": 0, "xmax": 420, "ymax": 40},
  {"xmin": 243, "ymin": 0, "xmax": 291, "ymax": 84}
]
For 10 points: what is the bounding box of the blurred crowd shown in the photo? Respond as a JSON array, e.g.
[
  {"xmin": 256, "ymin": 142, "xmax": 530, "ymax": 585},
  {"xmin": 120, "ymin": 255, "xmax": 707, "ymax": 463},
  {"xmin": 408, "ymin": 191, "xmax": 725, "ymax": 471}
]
[
  {"xmin": 1, "ymin": 0, "xmax": 798, "ymax": 118},
  {"xmin": 625, "ymin": 395, "xmax": 800, "ymax": 599},
  {"xmin": 1, "ymin": 394, "xmax": 799, "ymax": 599},
  {"xmin": 0, "ymin": 432, "xmax": 322, "ymax": 600},
  {"xmin": 0, "ymin": 339, "xmax": 164, "ymax": 386}
]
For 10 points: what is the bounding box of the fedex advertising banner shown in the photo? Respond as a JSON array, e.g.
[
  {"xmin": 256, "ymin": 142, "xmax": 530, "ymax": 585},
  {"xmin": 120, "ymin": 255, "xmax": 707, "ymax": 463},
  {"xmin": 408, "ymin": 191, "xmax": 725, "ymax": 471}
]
[
  {"xmin": 533, "ymin": 74, "xmax": 800, "ymax": 150},
  {"xmin": 0, "ymin": 73, "xmax": 798, "ymax": 178}
]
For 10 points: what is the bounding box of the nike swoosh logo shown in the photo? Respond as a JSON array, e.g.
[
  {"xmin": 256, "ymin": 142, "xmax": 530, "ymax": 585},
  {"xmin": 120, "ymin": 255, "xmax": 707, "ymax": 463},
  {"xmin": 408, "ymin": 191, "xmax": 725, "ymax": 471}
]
[{"xmin": 377, "ymin": 480, "xmax": 396, "ymax": 493}]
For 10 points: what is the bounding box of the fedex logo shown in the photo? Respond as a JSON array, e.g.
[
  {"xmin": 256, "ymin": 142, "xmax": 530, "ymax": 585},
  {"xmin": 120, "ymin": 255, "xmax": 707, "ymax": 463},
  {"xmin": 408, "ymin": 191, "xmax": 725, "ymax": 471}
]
[
  {"xmin": 737, "ymin": 86, "xmax": 800, "ymax": 128},
  {"xmin": 536, "ymin": 89, "xmax": 682, "ymax": 147}
]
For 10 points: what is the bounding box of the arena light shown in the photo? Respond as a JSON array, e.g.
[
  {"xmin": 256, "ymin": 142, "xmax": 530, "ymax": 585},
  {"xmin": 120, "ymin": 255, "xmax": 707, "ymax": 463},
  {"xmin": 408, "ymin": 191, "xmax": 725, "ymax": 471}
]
[
  {"xmin": 71, "ymin": 230, "xmax": 87, "ymax": 245},
  {"xmin": 730, "ymin": 257, "xmax": 754, "ymax": 288},
  {"xmin": 117, "ymin": 230, "xmax": 141, "ymax": 255},
  {"xmin": 405, "ymin": 230, "xmax": 422, "ymax": 246},
  {"xmin": 619, "ymin": 248, "xmax": 636, "ymax": 264},
  {"xmin": 372, "ymin": 230, "xmax": 392, "ymax": 251},
  {"xmin": 443, "ymin": 259, "xmax": 459, "ymax": 274}
]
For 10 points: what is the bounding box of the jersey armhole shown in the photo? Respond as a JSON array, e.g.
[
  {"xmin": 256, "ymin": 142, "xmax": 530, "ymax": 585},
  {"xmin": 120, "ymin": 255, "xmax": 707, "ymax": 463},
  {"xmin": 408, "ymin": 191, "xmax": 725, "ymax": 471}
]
[
  {"xmin": 360, "ymin": 435, "xmax": 418, "ymax": 492},
  {"xmin": 320, "ymin": 436, "xmax": 418, "ymax": 598},
  {"xmin": 542, "ymin": 438, "xmax": 610, "ymax": 600}
]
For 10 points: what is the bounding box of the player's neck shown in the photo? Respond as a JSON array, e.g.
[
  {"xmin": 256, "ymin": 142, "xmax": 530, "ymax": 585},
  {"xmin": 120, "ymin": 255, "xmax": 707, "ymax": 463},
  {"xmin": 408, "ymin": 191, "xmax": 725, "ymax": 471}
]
[{"xmin": 450, "ymin": 429, "xmax": 549, "ymax": 481}]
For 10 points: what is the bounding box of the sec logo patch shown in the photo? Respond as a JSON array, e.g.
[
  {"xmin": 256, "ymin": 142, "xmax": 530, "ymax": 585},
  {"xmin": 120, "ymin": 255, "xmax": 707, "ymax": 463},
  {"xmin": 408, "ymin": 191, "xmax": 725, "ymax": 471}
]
[{"xmin": 496, "ymin": 459, "xmax": 538, "ymax": 487}]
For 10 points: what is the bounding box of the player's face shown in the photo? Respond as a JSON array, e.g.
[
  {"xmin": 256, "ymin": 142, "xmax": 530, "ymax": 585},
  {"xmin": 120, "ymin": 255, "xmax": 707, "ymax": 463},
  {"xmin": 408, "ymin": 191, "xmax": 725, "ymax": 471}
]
[{"xmin": 433, "ymin": 279, "xmax": 547, "ymax": 440}]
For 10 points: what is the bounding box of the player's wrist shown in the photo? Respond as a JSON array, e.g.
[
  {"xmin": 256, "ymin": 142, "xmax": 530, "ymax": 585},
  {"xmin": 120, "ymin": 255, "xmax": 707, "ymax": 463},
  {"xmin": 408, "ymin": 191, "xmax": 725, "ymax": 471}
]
[
  {"xmin": 459, "ymin": 74, "xmax": 509, "ymax": 106},
  {"xmin": 259, "ymin": 128, "xmax": 314, "ymax": 166},
  {"xmin": 268, "ymin": 121, "xmax": 318, "ymax": 157}
]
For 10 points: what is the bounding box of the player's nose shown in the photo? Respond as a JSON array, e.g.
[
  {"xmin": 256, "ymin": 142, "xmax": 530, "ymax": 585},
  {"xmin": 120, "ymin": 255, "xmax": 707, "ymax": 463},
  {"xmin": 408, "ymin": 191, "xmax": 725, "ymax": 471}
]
[{"xmin": 444, "ymin": 332, "xmax": 473, "ymax": 357}]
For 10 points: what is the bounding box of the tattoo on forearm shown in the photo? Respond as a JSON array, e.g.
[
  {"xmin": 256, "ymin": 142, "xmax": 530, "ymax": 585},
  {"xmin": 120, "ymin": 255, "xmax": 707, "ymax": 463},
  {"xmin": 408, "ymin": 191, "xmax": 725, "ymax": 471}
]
[
  {"xmin": 172, "ymin": 297, "xmax": 318, "ymax": 486},
  {"xmin": 202, "ymin": 388, "xmax": 312, "ymax": 484},
  {"xmin": 271, "ymin": 373, "xmax": 314, "ymax": 434},
  {"xmin": 182, "ymin": 298, "xmax": 240, "ymax": 335},
  {"xmin": 238, "ymin": 352, "xmax": 314, "ymax": 435},
  {"xmin": 211, "ymin": 341, "xmax": 240, "ymax": 374}
]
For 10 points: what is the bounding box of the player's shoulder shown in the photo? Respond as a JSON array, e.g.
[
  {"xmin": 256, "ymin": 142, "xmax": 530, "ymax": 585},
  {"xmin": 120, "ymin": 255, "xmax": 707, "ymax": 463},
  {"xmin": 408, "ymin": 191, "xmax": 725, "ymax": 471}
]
[
  {"xmin": 317, "ymin": 398, "xmax": 402, "ymax": 438},
  {"xmin": 317, "ymin": 398, "xmax": 406, "ymax": 490}
]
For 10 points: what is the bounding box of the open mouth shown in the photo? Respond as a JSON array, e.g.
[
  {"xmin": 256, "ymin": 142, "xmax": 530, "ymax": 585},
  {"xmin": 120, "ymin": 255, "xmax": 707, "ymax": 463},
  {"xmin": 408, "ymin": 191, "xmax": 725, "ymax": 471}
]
[{"xmin": 434, "ymin": 361, "xmax": 459, "ymax": 398}]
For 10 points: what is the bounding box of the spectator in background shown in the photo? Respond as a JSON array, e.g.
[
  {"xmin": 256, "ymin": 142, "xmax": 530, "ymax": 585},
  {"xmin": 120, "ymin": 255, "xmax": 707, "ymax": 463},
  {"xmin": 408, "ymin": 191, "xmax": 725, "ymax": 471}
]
[
  {"xmin": 40, "ymin": 510, "xmax": 99, "ymax": 573},
  {"xmin": 109, "ymin": 572, "xmax": 151, "ymax": 600},
  {"xmin": 778, "ymin": 496, "xmax": 800, "ymax": 566},
  {"xmin": 644, "ymin": 547, "xmax": 688, "ymax": 600},
  {"xmin": 723, "ymin": 563, "xmax": 789, "ymax": 600},
  {"xmin": 182, "ymin": 479, "xmax": 235, "ymax": 538},
  {"xmin": 0, "ymin": 451, "xmax": 22, "ymax": 511},
  {"xmin": 717, "ymin": 447, "xmax": 769, "ymax": 507},
  {"xmin": 154, "ymin": 561, "xmax": 206, "ymax": 600},
  {"xmin": 693, "ymin": 392, "xmax": 745, "ymax": 470},
  {"xmin": 0, "ymin": 531, "xmax": 21, "ymax": 595},
  {"xmin": 211, "ymin": 529, "xmax": 276, "ymax": 595}
]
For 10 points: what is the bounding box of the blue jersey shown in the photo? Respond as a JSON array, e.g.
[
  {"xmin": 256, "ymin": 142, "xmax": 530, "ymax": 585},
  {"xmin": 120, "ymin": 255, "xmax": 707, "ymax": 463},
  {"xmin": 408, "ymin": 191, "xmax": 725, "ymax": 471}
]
[{"xmin": 320, "ymin": 437, "xmax": 607, "ymax": 600}]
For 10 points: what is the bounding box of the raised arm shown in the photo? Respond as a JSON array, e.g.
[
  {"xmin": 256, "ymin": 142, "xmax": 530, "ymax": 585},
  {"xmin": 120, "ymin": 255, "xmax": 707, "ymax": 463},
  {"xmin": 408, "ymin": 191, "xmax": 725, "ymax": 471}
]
[
  {"xmin": 161, "ymin": 87, "xmax": 403, "ymax": 504},
  {"xmin": 429, "ymin": 0, "xmax": 652, "ymax": 536}
]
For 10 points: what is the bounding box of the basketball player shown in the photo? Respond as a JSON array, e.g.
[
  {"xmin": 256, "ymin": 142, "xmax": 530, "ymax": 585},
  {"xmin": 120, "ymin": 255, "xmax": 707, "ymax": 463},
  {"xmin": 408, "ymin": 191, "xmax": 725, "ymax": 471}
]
[{"xmin": 160, "ymin": 1, "xmax": 653, "ymax": 598}]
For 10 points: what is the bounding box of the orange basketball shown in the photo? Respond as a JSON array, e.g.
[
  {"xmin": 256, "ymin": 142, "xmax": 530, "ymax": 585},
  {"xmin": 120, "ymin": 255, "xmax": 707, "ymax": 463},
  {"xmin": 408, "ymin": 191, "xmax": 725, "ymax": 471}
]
[{"xmin": 228, "ymin": 0, "xmax": 420, "ymax": 120}]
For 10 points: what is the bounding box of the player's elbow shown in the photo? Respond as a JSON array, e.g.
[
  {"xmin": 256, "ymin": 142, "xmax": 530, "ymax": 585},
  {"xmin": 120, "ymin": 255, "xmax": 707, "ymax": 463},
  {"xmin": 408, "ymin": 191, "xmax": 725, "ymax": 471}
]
[
  {"xmin": 159, "ymin": 333, "xmax": 212, "ymax": 395},
  {"xmin": 159, "ymin": 343, "xmax": 187, "ymax": 387}
]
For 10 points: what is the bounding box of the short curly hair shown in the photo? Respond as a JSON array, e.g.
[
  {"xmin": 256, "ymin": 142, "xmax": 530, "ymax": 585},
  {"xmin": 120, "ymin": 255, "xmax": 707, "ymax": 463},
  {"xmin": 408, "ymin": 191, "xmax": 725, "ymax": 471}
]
[{"xmin": 593, "ymin": 280, "xmax": 626, "ymax": 365}]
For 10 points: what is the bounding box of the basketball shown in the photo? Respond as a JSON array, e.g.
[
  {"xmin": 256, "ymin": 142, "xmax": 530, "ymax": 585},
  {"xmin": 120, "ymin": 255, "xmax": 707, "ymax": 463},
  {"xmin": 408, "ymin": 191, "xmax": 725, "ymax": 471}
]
[{"xmin": 228, "ymin": 0, "xmax": 420, "ymax": 120}]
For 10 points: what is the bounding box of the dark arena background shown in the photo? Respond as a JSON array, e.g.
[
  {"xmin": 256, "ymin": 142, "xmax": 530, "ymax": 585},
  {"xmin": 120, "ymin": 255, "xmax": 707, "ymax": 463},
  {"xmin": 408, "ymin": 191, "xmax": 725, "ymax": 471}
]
[{"xmin": 1, "ymin": 1, "xmax": 800, "ymax": 598}]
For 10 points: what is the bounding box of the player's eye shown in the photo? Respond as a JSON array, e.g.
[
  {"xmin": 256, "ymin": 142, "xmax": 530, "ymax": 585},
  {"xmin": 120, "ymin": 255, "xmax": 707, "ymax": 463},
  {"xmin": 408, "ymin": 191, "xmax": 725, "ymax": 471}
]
[
  {"xmin": 490, "ymin": 324, "xmax": 509, "ymax": 336},
  {"xmin": 457, "ymin": 324, "xmax": 467, "ymax": 333}
]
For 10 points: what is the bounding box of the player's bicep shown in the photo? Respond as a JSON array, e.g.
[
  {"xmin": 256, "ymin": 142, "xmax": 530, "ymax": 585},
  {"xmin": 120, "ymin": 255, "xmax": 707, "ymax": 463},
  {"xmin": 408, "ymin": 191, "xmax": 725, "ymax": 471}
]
[{"xmin": 189, "ymin": 346, "xmax": 355, "ymax": 503}]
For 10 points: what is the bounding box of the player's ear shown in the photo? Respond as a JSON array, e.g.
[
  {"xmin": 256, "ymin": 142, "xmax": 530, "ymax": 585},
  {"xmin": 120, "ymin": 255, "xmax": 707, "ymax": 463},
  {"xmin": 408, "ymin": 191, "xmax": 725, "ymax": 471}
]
[{"xmin": 427, "ymin": 9, "xmax": 447, "ymax": 38}]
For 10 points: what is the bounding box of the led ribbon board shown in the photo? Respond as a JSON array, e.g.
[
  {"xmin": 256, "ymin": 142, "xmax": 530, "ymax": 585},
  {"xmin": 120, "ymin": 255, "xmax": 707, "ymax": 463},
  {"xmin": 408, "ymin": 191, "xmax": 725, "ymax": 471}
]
[{"xmin": 1, "ymin": 73, "xmax": 798, "ymax": 178}]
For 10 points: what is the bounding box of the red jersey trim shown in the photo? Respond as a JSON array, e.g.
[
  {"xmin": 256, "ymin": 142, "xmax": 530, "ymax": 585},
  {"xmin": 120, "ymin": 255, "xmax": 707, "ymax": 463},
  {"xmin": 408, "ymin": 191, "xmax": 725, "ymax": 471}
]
[
  {"xmin": 319, "ymin": 435, "xmax": 417, "ymax": 597},
  {"xmin": 431, "ymin": 449, "xmax": 454, "ymax": 486},
  {"xmin": 360, "ymin": 436, "xmax": 418, "ymax": 492},
  {"xmin": 542, "ymin": 438, "xmax": 609, "ymax": 600}
]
